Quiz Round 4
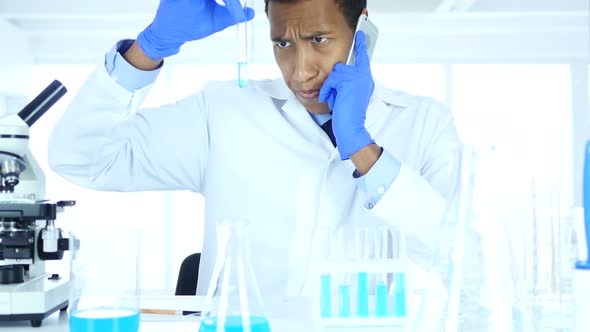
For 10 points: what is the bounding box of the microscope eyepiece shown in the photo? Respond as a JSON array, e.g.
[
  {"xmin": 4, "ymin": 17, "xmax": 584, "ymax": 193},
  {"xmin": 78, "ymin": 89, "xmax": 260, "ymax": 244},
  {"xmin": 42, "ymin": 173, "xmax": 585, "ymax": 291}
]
[{"xmin": 17, "ymin": 80, "xmax": 67, "ymax": 127}]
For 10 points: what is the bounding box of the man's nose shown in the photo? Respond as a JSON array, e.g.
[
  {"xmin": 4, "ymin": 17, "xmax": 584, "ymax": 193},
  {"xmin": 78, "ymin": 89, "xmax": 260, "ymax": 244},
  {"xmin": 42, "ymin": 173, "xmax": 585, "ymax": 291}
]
[{"xmin": 292, "ymin": 49, "xmax": 316, "ymax": 84}]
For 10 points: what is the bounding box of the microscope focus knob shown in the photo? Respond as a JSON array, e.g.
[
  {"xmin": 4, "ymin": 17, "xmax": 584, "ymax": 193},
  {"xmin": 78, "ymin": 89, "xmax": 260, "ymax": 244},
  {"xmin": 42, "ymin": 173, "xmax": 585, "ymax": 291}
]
[
  {"xmin": 0, "ymin": 265, "xmax": 25, "ymax": 284},
  {"xmin": 41, "ymin": 228, "xmax": 58, "ymax": 253}
]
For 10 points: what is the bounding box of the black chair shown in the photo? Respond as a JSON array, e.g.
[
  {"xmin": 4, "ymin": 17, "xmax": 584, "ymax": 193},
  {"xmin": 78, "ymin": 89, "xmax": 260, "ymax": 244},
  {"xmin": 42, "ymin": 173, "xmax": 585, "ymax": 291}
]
[{"xmin": 175, "ymin": 253, "xmax": 201, "ymax": 296}]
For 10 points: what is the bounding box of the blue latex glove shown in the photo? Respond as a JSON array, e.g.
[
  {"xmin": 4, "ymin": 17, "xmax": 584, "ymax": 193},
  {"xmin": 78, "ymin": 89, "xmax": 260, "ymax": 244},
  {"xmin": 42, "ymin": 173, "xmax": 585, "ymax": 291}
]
[
  {"xmin": 137, "ymin": 0, "xmax": 255, "ymax": 60},
  {"xmin": 319, "ymin": 31, "xmax": 375, "ymax": 160}
]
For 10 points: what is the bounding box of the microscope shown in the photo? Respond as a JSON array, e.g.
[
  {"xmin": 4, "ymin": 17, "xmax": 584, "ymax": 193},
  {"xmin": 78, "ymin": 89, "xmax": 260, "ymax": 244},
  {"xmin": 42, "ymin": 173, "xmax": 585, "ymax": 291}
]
[{"xmin": 0, "ymin": 80, "xmax": 75, "ymax": 327}]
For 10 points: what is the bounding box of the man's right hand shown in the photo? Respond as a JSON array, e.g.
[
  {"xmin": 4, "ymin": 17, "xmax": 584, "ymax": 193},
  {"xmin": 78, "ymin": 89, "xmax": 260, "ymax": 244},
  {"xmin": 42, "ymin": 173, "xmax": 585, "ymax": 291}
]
[{"xmin": 137, "ymin": 0, "xmax": 255, "ymax": 60}]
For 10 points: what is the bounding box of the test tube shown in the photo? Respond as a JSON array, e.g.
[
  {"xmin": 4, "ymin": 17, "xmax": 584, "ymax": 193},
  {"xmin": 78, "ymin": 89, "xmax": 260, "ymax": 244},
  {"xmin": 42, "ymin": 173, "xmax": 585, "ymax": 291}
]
[
  {"xmin": 356, "ymin": 227, "xmax": 369, "ymax": 317},
  {"xmin": 237, "ymin": 0, "xmax": 248, "ymax": 88},
  {"xmin": 375, "ymin": 227, "xmax": 389, "ymax": 317},
  {"xmin": 320, "ymin": 274, "xmax": 332, "ymax": 317},
  {"xmin": 320, "ymin": 228, "xmax": 332, "ymax": 318},
  {"xmin": 393, "ymin": 273, "xmax": 406, "ymax": 317},
  {"xmin": 338, "ymin": 274, "xmax": 351, "ymax": 317},
  {"xmin": 393, "ymin": 229, "xmax": 407, "ymax": 317}
]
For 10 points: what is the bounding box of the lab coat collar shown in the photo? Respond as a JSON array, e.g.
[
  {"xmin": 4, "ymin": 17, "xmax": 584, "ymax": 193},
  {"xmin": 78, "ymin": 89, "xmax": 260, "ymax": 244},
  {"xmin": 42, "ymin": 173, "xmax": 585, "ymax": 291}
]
[
  {"xmin": 365, "ymin": 81, "xmax": 412, "ymax": 130},
  {"xmin": 254, "ymin": 78, "xmax": 411, "ymax": 135},
  {"xmin": 253, "ymin": 78, "xmax": 295, "ymax": 101},
  {"xmin": 254, "ymin": 78, "xmax": 410, "ymax": 111},
  {"xmin": 373, "ymin": 80, "xmax": 411, "ymax": 108}
]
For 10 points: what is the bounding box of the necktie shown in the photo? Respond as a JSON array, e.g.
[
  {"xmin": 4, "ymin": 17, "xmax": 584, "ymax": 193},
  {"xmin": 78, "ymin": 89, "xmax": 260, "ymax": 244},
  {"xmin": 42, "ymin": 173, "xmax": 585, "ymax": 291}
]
[{"xmin": 320, "ymin": 119, "xmax": 337, "ymax": 147}]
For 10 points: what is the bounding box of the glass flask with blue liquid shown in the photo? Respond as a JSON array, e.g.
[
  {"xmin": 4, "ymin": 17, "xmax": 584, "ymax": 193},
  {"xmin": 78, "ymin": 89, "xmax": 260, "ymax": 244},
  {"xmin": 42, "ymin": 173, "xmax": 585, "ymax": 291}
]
[
  {"xmin": 199, "ymin": 220, "xmax": 271, "ymax": 332},
  {"xmin": 68, "ymin": 229, "xmax": 142, "ymax": 332}
]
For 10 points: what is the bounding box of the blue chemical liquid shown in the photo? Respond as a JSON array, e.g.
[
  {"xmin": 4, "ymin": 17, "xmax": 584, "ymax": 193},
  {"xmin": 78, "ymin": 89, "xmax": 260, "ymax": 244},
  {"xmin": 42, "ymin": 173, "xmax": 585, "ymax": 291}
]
[
  {"xmin": 356, "ymin": 272, "xmax": 369, "ymax": 317},
  {"xmin": 69, "ymin": 307, "xmax": 140, "ymax": 332},
  {"xmin": 199, "ymin": 315, "xmax": 272, "ymax": 332},
  {"xmin": 320, "ymin": 274, "xmax": 332, "ymax": 317},
  {"xmin": 338, "ymin": 285, "xmax": 351, "ymax": 317},
  {"xmin": 375, "ymin": 282, "xmax": 388, "ymax": 317},
  {"xmin": 238, "ymin": 62, "xmax": 248, "ymax": 88},
  {"xmin": 393, "ymin": 273, "xmax": 406, "ymax": 317}
]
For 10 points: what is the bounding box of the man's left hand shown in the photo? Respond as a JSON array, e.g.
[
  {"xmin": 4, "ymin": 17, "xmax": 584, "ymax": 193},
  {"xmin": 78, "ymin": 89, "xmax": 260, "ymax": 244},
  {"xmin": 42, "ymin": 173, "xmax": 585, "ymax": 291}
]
[{"xmin": 319, "ymin": 31, "xmax": 375, "ymax": 160}]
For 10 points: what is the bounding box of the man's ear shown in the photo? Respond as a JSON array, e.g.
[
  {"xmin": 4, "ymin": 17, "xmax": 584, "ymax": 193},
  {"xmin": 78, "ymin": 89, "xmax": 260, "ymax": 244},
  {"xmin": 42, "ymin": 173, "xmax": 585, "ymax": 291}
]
[{"xmin": 362, "ymin": 8, "xmax": 368, "ymax": 16}]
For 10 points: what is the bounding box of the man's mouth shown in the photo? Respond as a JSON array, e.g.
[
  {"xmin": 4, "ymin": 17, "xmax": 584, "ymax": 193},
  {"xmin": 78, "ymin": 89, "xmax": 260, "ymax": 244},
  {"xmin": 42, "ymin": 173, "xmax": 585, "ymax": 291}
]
[{"xmin": 296, "ymin": 89, "xmax": 320, "ymax": 100}]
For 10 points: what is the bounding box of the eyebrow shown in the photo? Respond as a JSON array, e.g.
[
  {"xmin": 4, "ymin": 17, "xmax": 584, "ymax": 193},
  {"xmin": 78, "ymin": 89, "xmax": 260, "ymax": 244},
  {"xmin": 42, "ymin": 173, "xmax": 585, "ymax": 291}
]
[{"xmin": 271, "ymin": 31, "xmax": 332, "ymax": 42}]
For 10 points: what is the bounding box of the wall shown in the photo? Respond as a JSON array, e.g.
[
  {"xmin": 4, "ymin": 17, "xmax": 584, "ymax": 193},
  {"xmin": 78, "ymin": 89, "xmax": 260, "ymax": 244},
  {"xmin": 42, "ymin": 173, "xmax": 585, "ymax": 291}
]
[{"xmin": 0, "ymin": 19, "xmax": 33, "ymax": 113}]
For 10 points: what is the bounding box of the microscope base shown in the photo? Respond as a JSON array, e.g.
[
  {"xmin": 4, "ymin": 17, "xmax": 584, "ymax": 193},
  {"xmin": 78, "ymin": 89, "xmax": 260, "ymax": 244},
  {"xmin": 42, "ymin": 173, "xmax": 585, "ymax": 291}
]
[{"xmin": 0, "ymin": 273, "xmax": 70, "ymax": 327}]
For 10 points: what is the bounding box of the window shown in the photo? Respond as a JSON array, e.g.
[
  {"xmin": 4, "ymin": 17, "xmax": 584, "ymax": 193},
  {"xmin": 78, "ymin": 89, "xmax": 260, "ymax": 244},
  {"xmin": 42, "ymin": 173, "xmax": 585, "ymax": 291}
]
[
  {"xmin": 451, "ymin": 64, "xmax": 574, "ymax": 291},
  {"xmin": 372, "ymin": 64, "xmax": 447, "ymax": 103}
]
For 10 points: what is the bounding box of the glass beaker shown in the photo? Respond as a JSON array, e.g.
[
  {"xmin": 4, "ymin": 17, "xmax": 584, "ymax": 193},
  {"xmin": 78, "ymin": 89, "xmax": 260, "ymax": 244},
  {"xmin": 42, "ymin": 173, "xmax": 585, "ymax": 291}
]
[
  {"xmin": 415, "ymin": 145, "xmax": 534, "ymax": 332},
  {"xmin": 68, "ymin": 229, "xmax": 142, "ymax": 332},
  {"xmin": 526, "ymin": 176, "xmax": 576, "ymax": 330},
  {"xmin": 199, "ymin": 220, "xmax": 271, "ymax": 332}
]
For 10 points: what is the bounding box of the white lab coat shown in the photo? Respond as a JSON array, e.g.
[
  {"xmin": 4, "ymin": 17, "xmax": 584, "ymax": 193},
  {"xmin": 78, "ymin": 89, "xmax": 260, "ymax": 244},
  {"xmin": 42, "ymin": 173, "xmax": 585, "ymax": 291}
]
[{"xmin": 48, "ymin": 64, "xmax": 460, "ymax": 296}]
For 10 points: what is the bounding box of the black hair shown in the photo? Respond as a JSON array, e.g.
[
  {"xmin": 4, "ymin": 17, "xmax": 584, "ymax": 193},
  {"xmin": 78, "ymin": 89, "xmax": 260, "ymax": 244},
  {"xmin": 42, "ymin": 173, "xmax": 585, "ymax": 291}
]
[{"xmin": 264, "ymin": 0, "xmax": 367, "ymax": 30}]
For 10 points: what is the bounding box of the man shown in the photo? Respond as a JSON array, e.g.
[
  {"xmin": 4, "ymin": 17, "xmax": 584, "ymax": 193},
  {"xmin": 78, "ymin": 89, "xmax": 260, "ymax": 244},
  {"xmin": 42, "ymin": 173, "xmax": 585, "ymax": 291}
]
[{"xmin": 48, "ymin": 0, "xmax": 460, "ymax": 296}]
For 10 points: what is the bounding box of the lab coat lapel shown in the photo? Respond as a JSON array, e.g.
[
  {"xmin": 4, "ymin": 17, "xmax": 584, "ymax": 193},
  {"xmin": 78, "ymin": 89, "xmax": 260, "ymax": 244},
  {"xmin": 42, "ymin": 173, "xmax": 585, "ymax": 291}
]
[
  {"xmin": 256, "ymin": 79, "xmax": 338, "ymax": 153},
  {"xmin": 280, "ymin": 98, "xmax": 336, "ymax": 153}
]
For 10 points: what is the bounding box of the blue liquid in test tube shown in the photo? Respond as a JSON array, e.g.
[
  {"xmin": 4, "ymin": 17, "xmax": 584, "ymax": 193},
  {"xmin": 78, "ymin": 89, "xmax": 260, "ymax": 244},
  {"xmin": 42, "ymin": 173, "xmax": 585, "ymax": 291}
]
[
  {"xmin": 338, "ymin": 285, "xmax": 351, "ymax": 317},
  {"xmin": 356, "ymin": 272, "xmax": 369, "ymax": 317},
  {"xmin": 393, "ymin": 273, "xmax": 406, "ymax": 317},
  {"xmin": 320, "ymin": 274, "xmax": 332, "ymax": 317},
  {"xmin": 238, "ymin": 62, "xmax": 248, "ymax": 88},
  {"xmin": 375, "ymin": 281, "xmax": 388, "ymax": 317}
]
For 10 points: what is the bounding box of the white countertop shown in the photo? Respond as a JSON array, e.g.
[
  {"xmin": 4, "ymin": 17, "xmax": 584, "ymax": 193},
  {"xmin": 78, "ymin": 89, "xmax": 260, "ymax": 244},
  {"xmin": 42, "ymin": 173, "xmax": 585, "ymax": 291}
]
[{"xmin": 0, "ymin": 296, "xmax": 402, "ymax": 332}]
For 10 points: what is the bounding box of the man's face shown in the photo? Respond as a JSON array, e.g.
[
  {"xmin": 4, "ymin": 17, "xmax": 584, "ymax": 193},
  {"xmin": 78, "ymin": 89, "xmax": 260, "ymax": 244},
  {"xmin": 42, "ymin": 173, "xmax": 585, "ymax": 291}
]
[{"xmin": 268, "ymin": 0, "xmax": 354, "ymax": 114}]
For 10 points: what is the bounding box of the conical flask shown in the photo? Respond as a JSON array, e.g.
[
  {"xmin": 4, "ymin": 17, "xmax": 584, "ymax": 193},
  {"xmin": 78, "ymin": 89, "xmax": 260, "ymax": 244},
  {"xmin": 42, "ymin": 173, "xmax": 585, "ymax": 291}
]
[{"xmin": 199, "ymin": 220, "xmax": 272, "ymax": 332}]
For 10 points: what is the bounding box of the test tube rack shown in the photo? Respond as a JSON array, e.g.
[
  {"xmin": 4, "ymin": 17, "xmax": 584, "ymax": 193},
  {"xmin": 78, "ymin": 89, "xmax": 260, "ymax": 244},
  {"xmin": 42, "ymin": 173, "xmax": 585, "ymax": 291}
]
[{"xmin": 312, "ymin": 258, "xmax": 414, "ymax": 328}]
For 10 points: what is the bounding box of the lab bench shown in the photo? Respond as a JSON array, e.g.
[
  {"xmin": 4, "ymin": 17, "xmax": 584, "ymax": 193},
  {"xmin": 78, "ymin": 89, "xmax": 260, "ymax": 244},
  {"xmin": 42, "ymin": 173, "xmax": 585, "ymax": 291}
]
[{"xmin": 0, "ymin": 296, "xmax": 404, "ymax": 332}]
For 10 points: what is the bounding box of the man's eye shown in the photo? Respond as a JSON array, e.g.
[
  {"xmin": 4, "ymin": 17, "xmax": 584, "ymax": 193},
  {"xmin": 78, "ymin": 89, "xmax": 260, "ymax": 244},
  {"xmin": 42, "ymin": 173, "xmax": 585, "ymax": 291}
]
[
  {"xmin": 313, "ymin": 37, "xmax": 328, "ymax": 44},
  {"xmin": 275, "ymin": 41, "xmax": 291, "ymax": 49}
]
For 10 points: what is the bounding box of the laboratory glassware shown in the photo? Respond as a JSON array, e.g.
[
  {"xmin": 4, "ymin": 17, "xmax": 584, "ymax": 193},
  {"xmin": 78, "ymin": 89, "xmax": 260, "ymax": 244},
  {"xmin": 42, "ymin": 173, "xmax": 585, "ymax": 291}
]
[
  {"xmin": 68, "ymin": 229, "xmax": 142, "ymax": 332},
  {"xmin": 224, "ymin": 0, "xmax": 250, "ymax": 88},
  {"xmin": 527, "ymin": 175, "xmax": 576, "ymax": 330},
  {"xmin": 417, "ymin": 145, "xmax": 535, "ymax": 332},
  {"xmin": 319, "ymin": 228, "xmax": 332, "ymax": 318},
  {"xmin": 313, "ymin": 225, "xmax": 413, "ymax": 328},
  {"xmin": 200, "ymin": 220, "xmax": 271, "ymax": 332},
  {"xmin": 237, "ymin": 0, "xmax": 248, "ymax": 88}
]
